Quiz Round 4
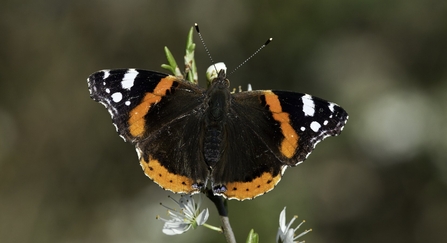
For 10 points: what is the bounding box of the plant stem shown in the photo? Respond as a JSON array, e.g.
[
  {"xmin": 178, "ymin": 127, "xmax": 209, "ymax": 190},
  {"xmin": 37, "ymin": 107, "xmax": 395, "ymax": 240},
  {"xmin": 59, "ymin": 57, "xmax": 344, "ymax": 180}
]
[
  {"xmin": 202, "ymin": 223, "xmax": 224, "ymax": 232},
  {"xmin": 206, "ymin": 189, "xmax": 237, "ymax": 243},
  {"xmin": 220, "ymin": 215, "xmax": 236, "ymax": 243}
]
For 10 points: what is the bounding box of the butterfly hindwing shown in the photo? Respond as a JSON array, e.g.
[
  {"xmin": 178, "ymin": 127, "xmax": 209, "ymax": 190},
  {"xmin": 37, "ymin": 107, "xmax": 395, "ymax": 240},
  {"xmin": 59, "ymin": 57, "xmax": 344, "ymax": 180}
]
[
  {"xmin": 210, "ymin": 100, "xmax": 285, "ymax": 199},
  {"xmin": 138, "ymin": 110, "xmax": 210, "ymax": 194}
]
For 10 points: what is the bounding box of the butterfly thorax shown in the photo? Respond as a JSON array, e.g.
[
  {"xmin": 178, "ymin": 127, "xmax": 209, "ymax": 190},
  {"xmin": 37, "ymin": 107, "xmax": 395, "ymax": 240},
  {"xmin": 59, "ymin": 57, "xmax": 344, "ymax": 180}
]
[{"xmin": 203, "ymin": 70, "xmax": 231, "ymax": 167}]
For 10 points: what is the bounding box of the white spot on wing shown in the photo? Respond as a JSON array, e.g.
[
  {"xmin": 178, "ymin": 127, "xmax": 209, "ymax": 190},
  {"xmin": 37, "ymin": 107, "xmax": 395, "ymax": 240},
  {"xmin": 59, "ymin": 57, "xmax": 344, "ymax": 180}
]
[
  {"xmin": 301, "ymin": 127, "xmax": 306, "ymax": 131},
  {"xmin": 122, "ymin": 69, "xmax": 138, "ymax": 90},
  {"xmin": 103, "ymin": 70, "xmax": 110, "ymax": 79},
  {"xmin": 328, "ymin": 102, "xmax": 335, "ymax": 112},
  {"xmin": 302, "ymin": 94, "xmax": 315, "ymax": 117},
  {"xmin": 323, "ymin": 120, "xmax": 328, "ymax": 125},
  {"xmin": 105, "ymin": 88, "xmax": 110, "ymax": 93},
  {"xmin": 111, "ymin": 92, "xmax": 123, "ymax": 102},
  {"xmin": 310, "ymin": 121, "xmax": 321, "ymax": 132},
  {"xmin": 125, "ymin": 100, "xmax": 131, "ymax": 106}
]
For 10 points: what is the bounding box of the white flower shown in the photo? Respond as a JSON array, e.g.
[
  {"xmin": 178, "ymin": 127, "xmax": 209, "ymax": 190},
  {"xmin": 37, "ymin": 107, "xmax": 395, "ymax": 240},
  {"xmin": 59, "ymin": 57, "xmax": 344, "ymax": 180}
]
[
  {"xmin": 276, "ymin": 207, "xmax": 311, "ymax": 243},
  {"xmin": 157, "ymin": 195, "xmax": 209, "ymax": 235}
]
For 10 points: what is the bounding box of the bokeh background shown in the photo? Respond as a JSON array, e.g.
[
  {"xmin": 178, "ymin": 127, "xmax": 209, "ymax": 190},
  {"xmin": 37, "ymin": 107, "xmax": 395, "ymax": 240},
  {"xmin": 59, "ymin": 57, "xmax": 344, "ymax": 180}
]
[{"xmin": 1, "ymin": 1, "xmax": 447, "ymax": 242}]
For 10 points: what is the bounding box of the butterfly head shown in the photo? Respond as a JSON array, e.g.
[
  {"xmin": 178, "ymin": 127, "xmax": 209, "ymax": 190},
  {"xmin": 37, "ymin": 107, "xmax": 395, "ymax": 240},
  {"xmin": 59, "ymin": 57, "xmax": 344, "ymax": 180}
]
[
  {"xmin": 206, "ymin": 62, "xmax": 229, "ymax": 89},
  {"xmin": 213, "ymin": 69, "xmax": 230, "ymax": 89}
]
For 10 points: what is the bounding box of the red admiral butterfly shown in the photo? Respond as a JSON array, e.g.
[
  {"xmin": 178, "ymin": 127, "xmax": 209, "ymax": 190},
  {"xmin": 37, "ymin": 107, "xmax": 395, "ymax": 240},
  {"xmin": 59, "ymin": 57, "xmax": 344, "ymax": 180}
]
[{"xmin": 88, "ymin": 53, "xmax": 348, "ymax": 201}]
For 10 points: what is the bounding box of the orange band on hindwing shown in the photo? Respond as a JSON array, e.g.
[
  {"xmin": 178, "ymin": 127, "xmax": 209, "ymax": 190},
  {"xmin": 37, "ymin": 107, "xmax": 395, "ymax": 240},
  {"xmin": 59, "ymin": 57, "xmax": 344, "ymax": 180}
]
[
  {"xmin": 140, "ymin": 156, "xmax": 199, "ymax": 194},
  {"xmin": 223, "ymin": 171, "xmax": 282, "ymax": 200}
]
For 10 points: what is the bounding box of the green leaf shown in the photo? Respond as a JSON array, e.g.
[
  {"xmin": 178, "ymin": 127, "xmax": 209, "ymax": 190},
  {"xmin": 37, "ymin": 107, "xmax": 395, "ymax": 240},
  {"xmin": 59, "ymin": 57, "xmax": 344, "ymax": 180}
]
[
  {"xmin": 162, "ymin": 46, "xmax": 182, "ymax": 77},
  {"xmin": 161, "ymin": 26, "xmax": 197, "ymax": 84},
  {"xmin": 245, "ymin": 229, "xmax": 259, "ymax": 243},
  {"xmin": 184, "ymin": 26, "xmax": 197, "ymax": 84}
]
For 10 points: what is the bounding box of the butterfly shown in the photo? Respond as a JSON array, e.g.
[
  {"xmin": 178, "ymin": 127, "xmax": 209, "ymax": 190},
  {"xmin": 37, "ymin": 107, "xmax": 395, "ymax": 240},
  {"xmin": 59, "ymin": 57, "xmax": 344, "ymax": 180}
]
[{"xmin": 87, "ymin": 61, "xmax": 348, "ymax": 200}]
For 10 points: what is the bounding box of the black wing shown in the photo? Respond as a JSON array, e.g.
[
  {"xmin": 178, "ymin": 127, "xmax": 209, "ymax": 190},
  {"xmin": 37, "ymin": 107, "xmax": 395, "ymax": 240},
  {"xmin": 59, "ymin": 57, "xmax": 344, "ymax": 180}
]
[
  {"xmin": 87, "ymin": 69, "xmax": 210, "ymax": 194},
  {"xmin": 210, "ymin": 90, "xmax": 348, "ymax": 200}
]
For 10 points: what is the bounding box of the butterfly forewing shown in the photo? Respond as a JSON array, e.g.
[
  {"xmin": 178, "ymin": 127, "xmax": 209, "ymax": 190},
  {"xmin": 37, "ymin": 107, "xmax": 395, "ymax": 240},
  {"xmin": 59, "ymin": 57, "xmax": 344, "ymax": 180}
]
[
  {"xmin": 88, "ymin": 69, "xmax": 170, "ymax": 142},
  {"xmin": 268, "ymin": 91, "xmax": 348, "ymax": 164}
]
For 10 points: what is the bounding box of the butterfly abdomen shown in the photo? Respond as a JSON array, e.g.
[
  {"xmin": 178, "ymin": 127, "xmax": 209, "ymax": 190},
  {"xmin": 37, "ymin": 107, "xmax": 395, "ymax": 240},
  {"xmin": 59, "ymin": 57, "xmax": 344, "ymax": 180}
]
[
  {"xmin": 203, "ymin": 75, "xmax": 232, "ymax": 167},
  {"xmin": 203, "ymin": 126, "xmax": 223, "ymax": 166}
]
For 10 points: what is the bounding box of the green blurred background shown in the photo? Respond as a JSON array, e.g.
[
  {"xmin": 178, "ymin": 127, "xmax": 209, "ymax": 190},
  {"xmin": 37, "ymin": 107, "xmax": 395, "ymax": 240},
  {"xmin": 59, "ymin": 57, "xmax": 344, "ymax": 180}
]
[{"xmin": 1, "ymin": 0, "xmax": 447, "ymax": 242}]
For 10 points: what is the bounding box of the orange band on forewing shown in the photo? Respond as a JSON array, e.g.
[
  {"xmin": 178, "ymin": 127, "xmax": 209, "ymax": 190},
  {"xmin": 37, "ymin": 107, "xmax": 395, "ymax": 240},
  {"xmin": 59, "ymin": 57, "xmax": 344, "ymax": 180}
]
[
  {"xmin": 140, "ymin": 156, "xmax": 198, "ymax": 194},
  {"xmin": 128, "ymin": 76, "xmax": 175, "ymax": 137},
  {"xmin": 264, "ymin": 91, "xmax": 299, "ymax": 158},
  {"xmin": 153, "ymin": 76, "xmax": 176, "ymax": 95},
  {"xmin": 223, "ymin": 171, "xmax": 282, "ymax": 200},
  {"xmin": 128, "ymin": 93, "xmax": 160, "ymax": 137}
]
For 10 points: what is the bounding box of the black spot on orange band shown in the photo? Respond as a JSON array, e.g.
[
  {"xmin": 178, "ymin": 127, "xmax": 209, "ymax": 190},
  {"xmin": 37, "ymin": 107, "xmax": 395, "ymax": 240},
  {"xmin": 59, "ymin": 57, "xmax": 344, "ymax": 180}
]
[
  {"xmin": 223, "ymin": 171, "xmax": 282, "ymax": 200},
  {"xmin": 139, "ymin": 155, "xmax": 199, "ymax": 194}
]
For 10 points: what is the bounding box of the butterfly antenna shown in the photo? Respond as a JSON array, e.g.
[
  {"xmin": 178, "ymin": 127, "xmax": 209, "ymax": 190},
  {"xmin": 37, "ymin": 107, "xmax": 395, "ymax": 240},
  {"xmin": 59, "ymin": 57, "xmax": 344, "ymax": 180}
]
[
  {"xmin": 228, "ymin": 38, "xmax": 273, "ymax": 76},
  {"xmin": 195, "ymin": 23, "xmax": 216, "ymax": 69}
]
